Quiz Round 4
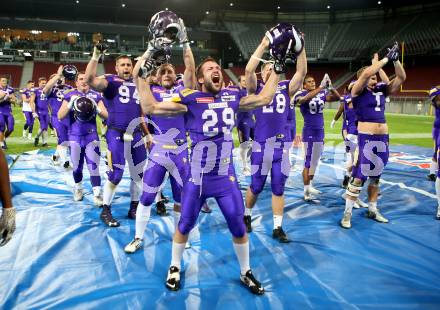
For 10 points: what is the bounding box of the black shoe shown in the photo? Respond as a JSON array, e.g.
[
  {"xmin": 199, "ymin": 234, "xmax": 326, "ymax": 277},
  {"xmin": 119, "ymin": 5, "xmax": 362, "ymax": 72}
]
[
  {"xmin": 272, "ymin": 226, "xmax": 290, "ymax": 243},
  {"xmin": 427, "ymin": 174, "xmax": 436, "ymax": 182},
  {"xmin": 128, "ymin": 201, "xmax": 138, "ymax": 219},
  {"xmin": 42, "ymin": 143, "xmax": 48, "ymax": 147},
  {"xmin": 165, "ymin": 266, "xmax": 180, "ymax": 291},
  {"xmin": 161, "ymin": 192, "xmax": 169, "ymax": 204},
  {"xmin": 240, "ymin": 270, "xmax": 264, "ymax": 295},
  {"xmin": 63, "ymin": 161, "xmax": 70, "ymax": 169},
  {"xmin": 52, "ymin": 155, "xmax": 58, "ymax": 162},
  {"xmin": 156, "ymin": 200, "xmax": 167, "ymax": 216},
  {"xmin": 34, "ymin": 137, "xmax": 39, "ymax": 146},
  {"xmin": 342, "ymin": 175, "xmax": 350, "ymax": 188},
  {"xmin": 100, "ymin": 205, "xmax": 120, "ymax": 227},
  {"xmin": 244, "ymin": 215, "xmax": 252, "ymax": 233}
]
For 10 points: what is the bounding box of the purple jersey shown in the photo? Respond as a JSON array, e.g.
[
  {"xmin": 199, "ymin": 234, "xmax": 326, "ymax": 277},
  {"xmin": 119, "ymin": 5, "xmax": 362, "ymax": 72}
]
[
  {"xmin": 433, "ymin": 104, "xmax": 440, "ymax": 129},
  {"xmin": 48, "ymin": 84, "xmax": 73, "ymax": 116},
  {"xmin": 150, "ymin": 84, "xmax": 186, "ymax": 141},
  {"xmin": 103, "ymin": 74, "xmax": 141, "ymax": 131},
  {"xmin": 33, "ymin": 87, "xmax": 49, "ymax": 115},
  {"xmin": 296, "ymin": 89, "xmax": 328, "ymax": 130},
  {"xmin": 253, "ymin": 80, "xmax": 291, "ymax": 142},
  {"xmin": 0, "ymin": 86, "xmax": 15, "ymax": 114},
  {"xmin": 341, "ymin": 94, "xmax": 358, "ymax": 135},
  {"xmin": 63, "ymin": 89, "xmax": 103, "ymax": 136},
  {"xmin": 352, "ymin": 82, "xmax": 387, "ymax": 123},
  {"xmin": 175, "ymin": 88, "xmax": 242, "ymax": 175}
]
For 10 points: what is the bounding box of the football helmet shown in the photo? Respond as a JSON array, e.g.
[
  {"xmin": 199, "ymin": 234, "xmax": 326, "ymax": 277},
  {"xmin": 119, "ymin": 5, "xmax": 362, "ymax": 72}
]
[
  {"xmin": 266, "ymin": 23, "xmax": 304, "ymax": 61},
  {"xmin": 148, "ymin": 10, "xmax": 181, "ymax": 48},
  {"xmin": 73, "ymin": 97, "xmax": 96, "ymax": 122},
  {"xmin": 62, "ymin": 64, "xmax": 78, "ymax": 81}
]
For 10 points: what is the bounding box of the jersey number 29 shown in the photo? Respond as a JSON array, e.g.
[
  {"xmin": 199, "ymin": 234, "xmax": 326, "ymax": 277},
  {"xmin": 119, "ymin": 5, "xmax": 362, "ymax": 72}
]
[{"xmin": 202, "ymin": 108, "xmax": 234, "ymax": 136}]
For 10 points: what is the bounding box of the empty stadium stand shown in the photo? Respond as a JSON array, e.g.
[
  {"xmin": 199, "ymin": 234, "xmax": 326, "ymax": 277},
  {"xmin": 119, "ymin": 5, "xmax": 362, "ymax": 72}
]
[{"xmin": 0, "ymin": 64, "xmax": 23, "ymax": 88}]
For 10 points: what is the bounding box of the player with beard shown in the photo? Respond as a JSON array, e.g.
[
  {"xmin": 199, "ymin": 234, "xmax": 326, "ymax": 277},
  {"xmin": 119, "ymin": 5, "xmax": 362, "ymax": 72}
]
[
  {"xmin": 124, "ymin": 28, "xmax": 197, "ymax": 253},
  {"xmin": 20, "ymin": 81, "xmax": 35, "ymax": 140},
  {"xmin": 86, "ymin": 51, "xmax": 148, "ymax": 227},
  {"xmin": 44, "ymin": 66, "xmax": 73, "ymax": 168},
  {"xmin": 30, "ymin": 77, "xmax": 50, "ymax": 147},
  {"xmin": 0, "ymin": 77, "xmax": 16, "ymax": 150},
  {"xmin": 294, "ymin": 74, "xmax": 340, "ymax": 201},
  {"xmin": 137, "ymin": 54, "xmax": 283, "ymax": 293},
  {"xmin": 58, "ymin": 73, "xmax": 107, "ymax": 204},
  {"xmin": 340, "ymin": 43, "xmax": 406, "ymax": 229},
  {"xmin": 243, "ymin": 32, "xmax": 307, "ymax": 243}
]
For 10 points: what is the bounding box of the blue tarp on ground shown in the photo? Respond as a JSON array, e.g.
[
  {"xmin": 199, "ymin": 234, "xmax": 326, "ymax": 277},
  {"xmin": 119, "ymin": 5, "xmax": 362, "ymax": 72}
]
[{"xmin": 1, "ymin": 145, "xmax": 440, "ymax": 309}]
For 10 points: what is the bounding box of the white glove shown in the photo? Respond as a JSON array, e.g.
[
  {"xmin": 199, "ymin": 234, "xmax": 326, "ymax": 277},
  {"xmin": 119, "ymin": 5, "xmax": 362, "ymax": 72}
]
[
  {"xmin": 330, "ymin": 120, "xmax": 336, "ymax": 129},
  {"xmin": 320, "ymin": 73, "xmax": 330, "ymax": 89},
  {"xmin": 141, "ymin": 41, "xmax": 158, "ymax": 60},
  {"xmin": 0, "ymin": 207, "xmax": 16, "ymax": 246},
  {"xmin": 32, "ymin": 112, "xmax": 38, "ymax": 118},
  {"xmin": 178, "ymin": 18, "xmax": 189, "ymax": 44},
  {"xmin": 138, "ymin": 59, "xmax": 156, "ymax": 78},
  {"xmin": 91, "ymin": 46, "xmax": 102, "ymax": 62},
  {"xmin": 67, "ymin": 95, "xmax": 78, "ymax": 110}
]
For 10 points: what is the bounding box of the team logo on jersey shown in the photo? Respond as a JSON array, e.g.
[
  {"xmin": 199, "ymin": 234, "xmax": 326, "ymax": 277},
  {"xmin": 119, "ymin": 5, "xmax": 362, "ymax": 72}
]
[
  {"xmin": 208, "ymin": 102, "xmax": 228, "ymax": 109},
  {"xmin": 197, "ymin": 97, "xmax": 215, "ymax": 104},
  {"xmin": 221, "ymin": 95, "xmax": 236, "ymax": 102},
  {"xmin": 277, "ymin": 84, "xmax": 287, "ymax": 91},
  {"xmin": 181, "ymin": 88, "xmax": 196, "ymax": 97},
  {"xmin": 153, "ymin": 87, "xmax": 165, "ymax": 93}
]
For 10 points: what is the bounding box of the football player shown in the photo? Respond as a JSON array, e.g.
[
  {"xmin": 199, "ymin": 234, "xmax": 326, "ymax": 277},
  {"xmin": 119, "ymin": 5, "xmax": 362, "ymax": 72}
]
[
  {"xmin": 137, "ymin": 53, "xmax": 283, "ymax": 294},
  {"xmin": 124, "ymin": 18, "xmax": 197, "ymax": 253},
  {"xmin": 243, "ymin": 27, "xmax": 307, "ymax": 242},
  {"xmin": 428, "ymin": 86, "xmax": 440, "ymax": 182},
  {"xmin": 294, "ymin": 74, "xmax": 340, "ymax": 201},
  {"xmin": 340, "ymin": 43, "xmax": 406, "ymax": 228},
  {"xmin": 20, "ymin": 81, "xmax": 35, "ymax": 140},
  {"xmin": 85, "ymin": 51, "xmax": 149, "ymax": 227},
  {"xmin": 429, "ymin": 86, "xmax": 440, "ymax": 219},
  {"xmin": 58, "ymin": 72, "xmax": 107, "ymax": 204},
  {"xmin": 0, "ymin": 77, "xmax": 16, "ymax": 150},
  {"xmin": 44, "ymin": 66, "xmax": 73, "ymax": 168},
  {"xmin": 30, "ymin": 77, "xmax": 50, "ymax": 147}
]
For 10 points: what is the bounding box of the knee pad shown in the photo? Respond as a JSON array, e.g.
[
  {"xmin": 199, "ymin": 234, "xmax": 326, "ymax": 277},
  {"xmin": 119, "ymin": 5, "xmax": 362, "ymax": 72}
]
[
  {"xmin": 345, "ymin": 178, "xmax": 364, "ymax": 198},
  {"xmin": 106, "ymin": 169, "xmax": 123, "ymax": 185},
  {"xmin": 369, "ymin": 177, "xmax": 380, "ymax": 187},
  {"xmin": 250, "ymin": 182, "xmax": 264, "ymax": 196},
  {"xmin": 271, "ymin": 183, "xmax": 285, "ymax": 196},
  {"xmin": 227, "ymin": 215, "xmax": 246, "ymax": 238},
  {"xmin": 140, "ymin": 191, "xmax": 156, "ymax": 206},
  {"xmin": 177, "ymin": 216, "xmax": 197, "ymax": 235}
]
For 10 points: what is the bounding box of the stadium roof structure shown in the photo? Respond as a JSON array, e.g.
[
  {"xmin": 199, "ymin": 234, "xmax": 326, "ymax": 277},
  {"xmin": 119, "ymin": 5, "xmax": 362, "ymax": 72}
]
[{"xmin": 3, "ymin": 0, "xmax": 440, "ymax": 26}]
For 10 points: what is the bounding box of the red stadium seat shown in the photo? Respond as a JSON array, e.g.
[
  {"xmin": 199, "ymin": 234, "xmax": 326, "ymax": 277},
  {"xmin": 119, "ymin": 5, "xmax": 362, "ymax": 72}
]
[{"xmin": 0, "ymin": 65, "xmax": 23, "ymax": 88}]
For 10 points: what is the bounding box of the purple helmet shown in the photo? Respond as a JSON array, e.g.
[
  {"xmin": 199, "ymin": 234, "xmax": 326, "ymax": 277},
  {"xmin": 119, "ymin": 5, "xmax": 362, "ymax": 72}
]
[
  {"xmin": 62, "ymin": 64, "xmax": 78, "ymax": 81},
  {"xmin": 73, "ymin": 97, "xmax": 96, "ymax": 122},
  {"xmin": 266, "ymin": 23, "xmax": 304, "ymax": 61},
  {"xmin": 148, "ymin": 10, "xmax": 181, "ymax": 47}
]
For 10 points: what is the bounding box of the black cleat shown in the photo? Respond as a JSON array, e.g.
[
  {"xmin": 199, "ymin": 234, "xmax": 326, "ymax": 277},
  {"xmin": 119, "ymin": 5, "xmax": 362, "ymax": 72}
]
[
  {"xmin": 165, "ymin": 266, "xmax": 181, "ymax": 291},
  {"xmin": 240, "ymin": 270, "xmax": 264, "ymax": 295},
  {"xmin": 244, "ymin": 215, "xmax": 252, "ymax": 233},
  {"xmin": 156, "ymin": 200, "xmax": 167, "ymax": 216},
  {"xmin": 42, "ymin": 143, "xmax": 48, "ymax": 147},
  {"xmin": 63, "ymin": 161, "xmax": 70, "ymax": 169},
  {"xmin": 128, "ymin": 201, "xmax": 138, "ymax": 219},
  {"xmin": 342, "ymin": 175, "xmax": 350, "ymax": 188},
  {"xmin": 272, "ymin": 226, "xmax": 290, "ymax": 243},
  {"xmin": 100, "ymin": 205, "xmax": 120, "ymax": 227},
  {"xmin": 427, "ymin": 174, "xmax": 436, "ymax": 182},
  {"xmin": 34, "ymin": 137, "xmax": 39, "ymax": 146}
]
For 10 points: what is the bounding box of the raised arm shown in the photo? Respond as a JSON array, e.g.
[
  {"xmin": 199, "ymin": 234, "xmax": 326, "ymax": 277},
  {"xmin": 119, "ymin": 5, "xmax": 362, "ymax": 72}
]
[
  {"xmin": 85, "ymin": 47, "xmax": 108, "ymax": 92},
  {"xmin": 289, "ymin": 48, "xmax": 307, "ymax": 97},
  {"xmin": 137, "ymin": 77, "xmax": 187, "ymax": 116},
  {"xmin": 239, "ymin": 70, "xmax": 280, "ymax": 111},
  {"xmin": 245, "ymin": 36, "xmax": 270, "ymax": 95},
  {"xmin": 96, "ymin": 99, "xmax": 108, "ymax": 120},
  {"xmin": 43, "ymin": 65, "xmax": 63, "ymax": 96},
  {"xmin": 58, "ymin": 99, "xmax": 71, "ymax": 120},
  {"xmin": 351, "ymin": 57, "xmax": 389, "ymax": 97},
  {"xmin": 182, "ymin": 44, "xmax": 196, "ymax": 89},
  {"xmin": 387, "ymin": 60, "xmax": 406, "ymax": 94}
]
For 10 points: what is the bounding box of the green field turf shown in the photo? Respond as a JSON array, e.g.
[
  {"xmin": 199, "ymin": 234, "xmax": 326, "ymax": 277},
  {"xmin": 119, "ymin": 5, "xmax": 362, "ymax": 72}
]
[{"xmin": 3, "ymin": 105, "xmax": 435, "ymax": 155}]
